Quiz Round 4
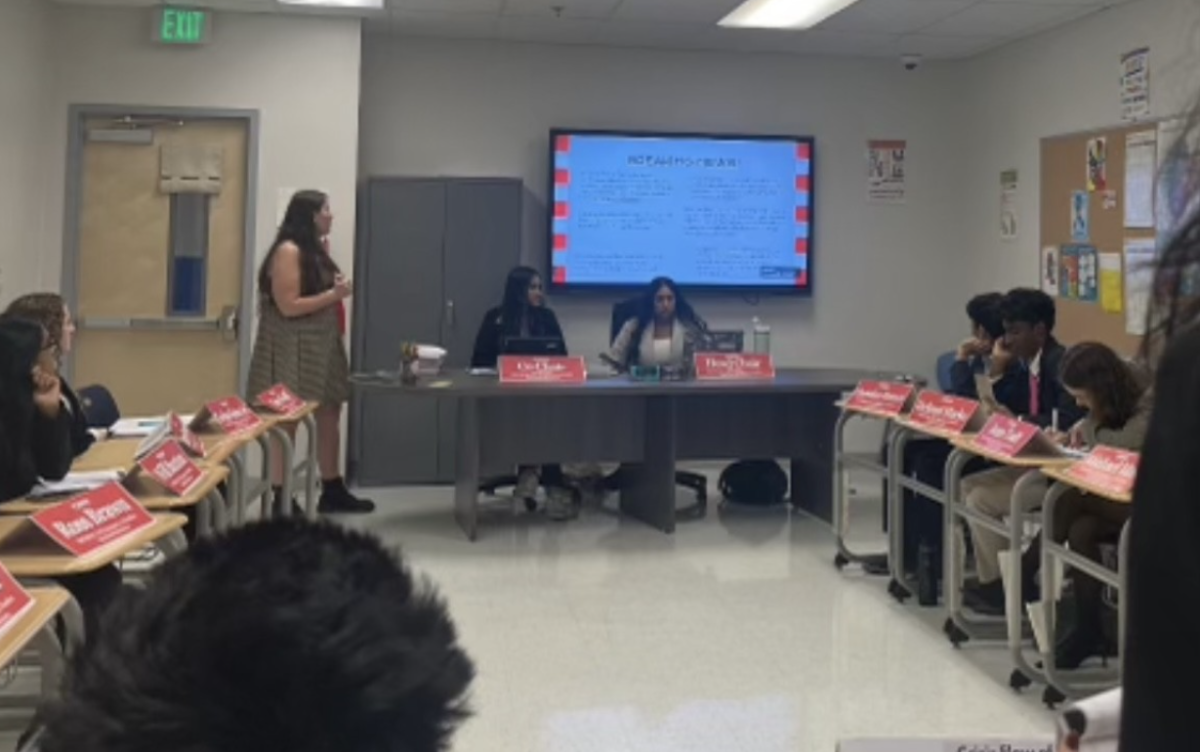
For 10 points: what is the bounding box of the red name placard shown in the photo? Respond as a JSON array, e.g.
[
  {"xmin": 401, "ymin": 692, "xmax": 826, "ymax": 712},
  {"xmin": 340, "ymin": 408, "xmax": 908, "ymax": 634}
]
[
  {"xmin": 908, "ymin": 392, "xmax": 980, "ymax": 434},
  {"xmin": 137, "ymin": 439, "xmax": 205, "ymax": 497},
  {"xmin": 257, "ymin": 384, "xmax": 306, "ymax": 415},
  {"xmin": 694, "ymin": 353, "xmax": 776, "ymax": 381},
  {"xmin": 973, "ymin": 414, "xmax": 1040, "ymax": 458},
  {"xmin": 845, "ymin": 381, "xmax": 915, "ymax": 416},
  {"xmin": 498, "ymin": 356, "xmax": 587, "ymax": 384},
  {"xmin": 169, "ymin": 412, "xmax": 207, "ymax": 458},
  {"xmin": 0, "ymin": 564, "xmax": 33, "ymax": 641},
  {"xmin": 32, "ymin": 483, "xmax": 155, "ymax": 557},
  {"xmin": 193, "ymin": 397, "xmax": 263, "ymax": 434},
  {"xmin": 1065, "ymin": 446, "xmax": 1139, "ymax": 498}
]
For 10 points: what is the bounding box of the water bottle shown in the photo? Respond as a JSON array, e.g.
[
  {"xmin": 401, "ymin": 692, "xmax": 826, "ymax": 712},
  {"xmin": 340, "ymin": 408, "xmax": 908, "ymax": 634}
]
[{"xmin": 751, "ymin": 317, "xmax": 771, "ymax": 355}]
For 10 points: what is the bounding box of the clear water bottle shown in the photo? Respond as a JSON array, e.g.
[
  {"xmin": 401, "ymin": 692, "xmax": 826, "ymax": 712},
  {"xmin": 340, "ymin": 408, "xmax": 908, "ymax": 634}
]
[{"xmin": 751, "ymin": 317, "xmax": 771, "ymax": 355}]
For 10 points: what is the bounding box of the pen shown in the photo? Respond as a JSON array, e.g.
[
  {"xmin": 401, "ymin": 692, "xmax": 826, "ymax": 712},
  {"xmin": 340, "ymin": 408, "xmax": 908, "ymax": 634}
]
[{"xmin": 1052, "ymin": 408, "xmax": 1059, "ymax": 433}]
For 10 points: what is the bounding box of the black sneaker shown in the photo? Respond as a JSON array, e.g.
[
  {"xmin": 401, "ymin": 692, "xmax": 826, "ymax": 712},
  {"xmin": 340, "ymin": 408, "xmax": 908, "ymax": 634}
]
[{"xmin": 318, "ymin": 478, "xmax": 376, "ymax": 515}]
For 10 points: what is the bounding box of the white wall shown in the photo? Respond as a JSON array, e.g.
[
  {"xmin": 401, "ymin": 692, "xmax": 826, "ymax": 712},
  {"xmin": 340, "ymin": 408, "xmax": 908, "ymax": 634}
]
[
  {"xmin": 963, "ymin": 0, "xmax": 1200, "ymax": 293},
  {"xmin": 31, "ymin": 6, "xmax": 363, "ymax": 304},
  {"xmin": 360, "ymin": 37, "xmax": 972, "ymax": 378},
  {"xmin": 0, "ymin": 0, "xmax": 51, "ymax": 305}
]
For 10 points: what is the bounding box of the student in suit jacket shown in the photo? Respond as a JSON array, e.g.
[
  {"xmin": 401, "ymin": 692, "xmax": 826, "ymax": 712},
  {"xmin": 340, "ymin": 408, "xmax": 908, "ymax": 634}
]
[
  {"xmin": 961, "ymin": 288, "xmax": 1085, "ymax": 614},
  {"xmin": 3, "ymin": 294, "xmax": 94, "ymax": 456},
  {"xmin": 470, "ymin": 266, "xmax": 575, "ymax": 521}
]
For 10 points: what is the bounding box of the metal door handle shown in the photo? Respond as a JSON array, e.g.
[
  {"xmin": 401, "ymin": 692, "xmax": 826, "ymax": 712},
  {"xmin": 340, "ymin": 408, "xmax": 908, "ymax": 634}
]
[
  {"xmin": 446, "ymin": 299, "xmax": 455, "ymax": 328},
  {"xmin": 80, "ymin": 305, "xmax": 240, "ymax": 342}
]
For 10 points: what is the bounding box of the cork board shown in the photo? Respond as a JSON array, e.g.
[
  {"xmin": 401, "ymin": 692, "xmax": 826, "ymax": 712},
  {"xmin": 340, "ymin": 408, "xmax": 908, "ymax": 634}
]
[{"xmin": 1040, "ymin": 124, "xmax": 1158, "ymax": 357}]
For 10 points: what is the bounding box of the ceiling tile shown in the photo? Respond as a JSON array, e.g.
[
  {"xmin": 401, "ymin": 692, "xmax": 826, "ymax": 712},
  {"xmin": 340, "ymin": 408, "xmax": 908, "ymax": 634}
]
[
  {"xmin": 394, "ymin": 0, "xmax": 503, "ymax": 15},
  {"xmin": 592, "ymin": 21, "xmax": 712, "ymax": 48},
  {"xmin": 503, "ymin": 0, "xmax": 623, "ymax": 19},
  {"xmin": 700, "ymin": 27, "xmax": 895, "ymax": 57},
  {"xmin": 820, "ymin": 0, "xmax": 976, "ymax": 35},
  {"xmin": 892, "ymin": 32, "xmax": 1005, "ymax": 59},
  {"xmin": 494, "ymin": 15, "xmax": 603, "ymax": 43},
  {"xmin": 611, "ymin": 0, "xmax": 743, "ymax": 25},
  {"xmin": 390, "ymin": 9, "xmax": 499, "ymax": 37},
  {"xmin": 919, "ymin": 1, "xmax": 1093, "ymax": 37}
]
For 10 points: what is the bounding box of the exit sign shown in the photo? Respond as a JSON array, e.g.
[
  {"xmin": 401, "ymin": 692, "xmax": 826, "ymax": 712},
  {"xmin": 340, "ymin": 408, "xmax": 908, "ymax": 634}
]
[{"xmin": 153, "ymin": 7, "xmax": 211, "ymax": 45}]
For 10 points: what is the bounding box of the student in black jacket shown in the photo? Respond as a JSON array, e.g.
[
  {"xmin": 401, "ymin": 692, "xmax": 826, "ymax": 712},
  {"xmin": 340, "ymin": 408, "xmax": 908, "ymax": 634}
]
[
  {"xmin": 470, "ymin": 267, "xmax": 575, "ymax": 521},
  {"xmin": 4, "ymin": 293, "xmax": 95, "ymax": 456},
  {"xmin": 961, "ymin": 288, "xmax": 1085, "ymax": 613},
  {"xmin": 0, "ymin": 318, "xmax": 121, "ymax": 638}
]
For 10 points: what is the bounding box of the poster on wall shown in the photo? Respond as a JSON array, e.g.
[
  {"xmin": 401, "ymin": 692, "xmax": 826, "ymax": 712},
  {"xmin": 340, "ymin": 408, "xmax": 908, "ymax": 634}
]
[
  {"xmin": 1124, "ymin": 130, "xmax": 1157, "ymax": 228},
  {"xmin": 1071, "ymin": 191, "xmax": 1091, "ymax": 241},
  {"xmin": 1087, "ymin": 137, "xmax": 1108, "ymax": 192},
  {"xmin": 1000, "ymin": 169, "xmax": 1018, "ymax": 241},
  {"xmin": 867, "ymin": 140, "xmax": 907, "ymax": 204},
  {"xmin": 1099, "ymin": 252, "xmax": 1123, "ymax": 313},
  {"xmin": 1120, "ymin": 47, "xmax": 1151, "ymax": 122},
  {"xmin": 1060, "ymin": 245, "xmax": 1080, "ymax": 299},
  {"xmin": 1124, "ymin": 239, "xmax": 1156, "ymax": 335},
  {"xmin": 1060, "ymin": 244, "xmax": 1098, "ymax": 301},
  {"xmin": 1041, "ymin": 246, "xmax": 1060, "ymax": 297}
]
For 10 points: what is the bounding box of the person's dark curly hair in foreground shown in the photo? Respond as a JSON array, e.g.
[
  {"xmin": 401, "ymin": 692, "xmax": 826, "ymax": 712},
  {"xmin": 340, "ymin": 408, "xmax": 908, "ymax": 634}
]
[{"xmin": 36, "ymin": 519, "xmax": 475, "ymax": 752}]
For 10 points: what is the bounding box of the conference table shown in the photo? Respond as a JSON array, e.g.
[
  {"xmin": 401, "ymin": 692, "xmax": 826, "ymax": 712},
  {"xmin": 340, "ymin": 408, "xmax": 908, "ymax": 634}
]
[{"xmin": 354, "ymin": 367, "xmax": 897, "ymax": 540}]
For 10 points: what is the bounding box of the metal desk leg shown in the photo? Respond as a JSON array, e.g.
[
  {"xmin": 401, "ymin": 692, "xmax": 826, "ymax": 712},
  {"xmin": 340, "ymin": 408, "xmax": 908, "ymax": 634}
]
[
  {"xmin": 158, "ymin": 530, "xmax": 188, "ymax": 558},
  {"xmin": 31, "ymin": 627, "xmax": 64, "ymax": 697},
  {"xmin": 300, "ymin": 413, "xmax": 318, "ymax": 519},
  {"xmin": 206, "ymin": 487, "xmax": 228, "ymax": 532},
  {"xmin": 1117, "ymin": 521, "xmax": 1130, "ymax": 677},
  {"xmin": 453, "ymin": 397, "xmax": 481, "ymax": 541},
  {"xmin": 620, "ymin": 396, "xmax": 678, "ymax": 534},
  {"xmin": 1006, "ymin": 470, "xmax": 1048, "ymax": 689},
  {"xmin": 266, "ymin": 427, "xmax": 296, "ymax": 518},
  {"xmin": 228, "ymin": 453, "xmax": 246, "ymax": 526},
  {"xmin": 886, "ymin": 425, "xmax": 917, "ymax": 599}
]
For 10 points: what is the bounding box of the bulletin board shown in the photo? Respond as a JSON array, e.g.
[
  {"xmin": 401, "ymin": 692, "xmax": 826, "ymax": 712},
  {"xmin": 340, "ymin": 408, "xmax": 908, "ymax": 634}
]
[{"xmin": 1040, "ymin": 123, "xmax": 1159, "ymax": 357}]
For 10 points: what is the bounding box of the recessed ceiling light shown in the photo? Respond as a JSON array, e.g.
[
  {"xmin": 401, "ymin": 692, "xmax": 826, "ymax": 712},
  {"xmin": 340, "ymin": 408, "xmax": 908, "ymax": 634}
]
[
  {"xmin": 277, "ymin": 0, "xmax": 385, "ymax": 9},
  {"xmin": 719, "ymin": 0, "xmax": 863, "ymax": 30}
]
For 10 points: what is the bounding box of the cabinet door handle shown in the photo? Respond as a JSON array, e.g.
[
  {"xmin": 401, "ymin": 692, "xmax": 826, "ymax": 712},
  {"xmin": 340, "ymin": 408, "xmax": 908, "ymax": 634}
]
[{"xmin": 446, "ymin": 299, "xmax": 455, "ymax": 328}]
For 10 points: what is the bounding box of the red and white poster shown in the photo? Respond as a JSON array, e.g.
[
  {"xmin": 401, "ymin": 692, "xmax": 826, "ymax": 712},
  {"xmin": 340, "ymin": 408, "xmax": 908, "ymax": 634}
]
[
  {"xmin": 973, "ymin": 415, "xmax": 1041, "ymax": 458},
  {"xmin": 257, "ymin": 384, "xmax": 306, "ymax": 416},
  {"xmin": 694, "ymin": 353, "xmax": 776, "ymax": 381},
  {"xmin": 136, "ymin": 439, "xmax": 205, "ymax": 497},
  {"xmin": 0, "ymin": 564, "xmax": 34, "ymax": 641},
  {"xmin": 845, "ymin": 380, "xmax": 915, "ymax": 417},
  {"xmin": 498, "ymin": 356, "xmax": 587, "ymax": 385},
  {"xmin": 30, "ymin": 483, "xmax": 155, "ymax": 558},
  {"xmin": 191, "ymin": 396, "xmax": 263, "ymax": 435},
  {"xmin": 907, "ymin": 392, "xmax": 981, "ymax": 434},
  {"xmin": 1064, "ymin": 446, "xmax": 1139, "ymax": 498}
]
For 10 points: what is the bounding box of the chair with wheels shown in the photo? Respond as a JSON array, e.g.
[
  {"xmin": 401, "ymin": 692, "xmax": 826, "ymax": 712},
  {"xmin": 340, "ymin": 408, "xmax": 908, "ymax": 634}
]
[{"xmin": 77, "ymin": 384, "xmax": 121, "ymax": 430}]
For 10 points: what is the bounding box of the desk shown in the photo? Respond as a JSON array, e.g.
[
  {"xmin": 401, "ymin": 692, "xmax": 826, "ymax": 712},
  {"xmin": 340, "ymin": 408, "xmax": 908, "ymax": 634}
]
[
  {"xmin": 355, "ymin": 368, "xmax": 892, "ymax": 540},
  {"xmin": 256, "ymin": 403, "xmax": 320, "ymax": 519},
  {"xmin": 0, "ymin": 514, "xmax": 187, "ymax": 577},
  {"xmin": 0, "ymin": 589, "xmax": 72, "ymax": 702}
]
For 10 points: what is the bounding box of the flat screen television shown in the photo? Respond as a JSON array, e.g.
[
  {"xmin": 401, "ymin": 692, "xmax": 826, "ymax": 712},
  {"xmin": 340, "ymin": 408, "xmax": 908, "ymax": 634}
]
[{"xmin": 547, "ymin": 129, "xmax": 815, "ymax": 294}]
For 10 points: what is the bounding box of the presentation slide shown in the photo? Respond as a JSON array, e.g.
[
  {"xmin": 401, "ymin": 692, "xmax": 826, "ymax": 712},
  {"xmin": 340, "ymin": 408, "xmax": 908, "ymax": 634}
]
[{"xmin": 549, "ymin": 132, "xmax": 813, "ymax": 291}]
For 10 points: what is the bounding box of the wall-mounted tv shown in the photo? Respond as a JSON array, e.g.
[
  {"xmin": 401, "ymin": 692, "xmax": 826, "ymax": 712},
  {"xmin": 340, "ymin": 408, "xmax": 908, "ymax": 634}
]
[{"xmin": 547, "ymin": 129, "xmax": 815, "ymax": 294}]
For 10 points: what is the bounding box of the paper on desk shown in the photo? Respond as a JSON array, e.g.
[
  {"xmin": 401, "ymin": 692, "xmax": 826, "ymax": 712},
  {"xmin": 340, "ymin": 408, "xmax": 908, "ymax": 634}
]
[
  {"xmin": 30, "ymin": 470, "xmax": 126, "ymax": 499},
  {"xmin": 109, "ymin": 417, "xmax": 167, "ymax": 438}
]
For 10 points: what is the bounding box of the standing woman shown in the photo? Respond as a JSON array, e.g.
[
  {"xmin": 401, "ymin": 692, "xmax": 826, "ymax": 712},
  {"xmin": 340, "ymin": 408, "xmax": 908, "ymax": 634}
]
[
  {"xmin": 247, "ymin": 190, "xmax": 373, "ymax": 514},
  {"xmin": 607, "ymin": 277, "xmax": 709, "ymax": 370},
  {"xmin": 3, "ymin": 293, "xmax": 94, "ymax": 456}
]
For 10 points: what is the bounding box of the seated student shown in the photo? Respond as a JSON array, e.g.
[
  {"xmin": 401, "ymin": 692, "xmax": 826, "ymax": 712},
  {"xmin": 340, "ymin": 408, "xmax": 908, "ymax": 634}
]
[
  {"xmin": 962, "ymin": 288, "xmax": 1085, "ymax": 613},
  {"xmin": 1034, "ymin": 342, "xmax": 1151, "ymax": 669},
  {"xmin": 470, "ymin": 266, "xmax": 575, "ymax": 520},
  {"xmin": 895, "ymin": 293, "xmax": 1012, "ymax": 591},
  {"xmin": 33, "ymin": 519, "xmax": 475, "ymax": 752},
  {"xmin": 0, "ymin": 319, "xmax": 122, "ymax": 637},
  {"xmin": 3, "ymin": 294, "xmax": 93, "ymax": 456},
  {"xmin": 607, "ymin": 277, "xmax": 708, "ymax": 370}
]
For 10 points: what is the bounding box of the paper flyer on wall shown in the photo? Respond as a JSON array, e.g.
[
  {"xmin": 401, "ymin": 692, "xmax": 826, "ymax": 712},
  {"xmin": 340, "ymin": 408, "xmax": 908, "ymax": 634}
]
[
  {"xmin": 867, "ymin": 140, "xmax": 906, "ymax": 204},
  {"xmin": 1099, "ymin": 252, "xmax": 1123, "ymax": 313},
  {"xmin": 1087, "ymin": 137, "xmax": 1108, "ymax": 192},
  {"xmin": 1060, "ymin": 244, "xmax": 1098, "ymax": 301},
  {"xmin": 1124, "ymin": 130, "xmax": 1156, "ymax": 228},
  {"xmin": 1120, "ymin": 47, "xmax": 1151, "ymax": 121},
  {"xmin": 1000, "ymin": 169, "xmax": 1018, "ymax": 240},
  {"xmin": 1071, "ymin": 190, "xmax": 1090, "ymax": 241},
  {"xmin": 1041, "ymin": 246, "xmax": 1059, "ymax": 296},
  {"xmin": 1124, "ymin": 239, "xmax": 1157, "ymax": 335}
]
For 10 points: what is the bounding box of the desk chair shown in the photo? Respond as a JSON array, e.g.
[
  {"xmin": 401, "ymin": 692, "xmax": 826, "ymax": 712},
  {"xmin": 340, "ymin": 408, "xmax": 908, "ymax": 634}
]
[
  {"xmin": 77, "ymin": 384, "xmax": 120, "ymax": 429},
  {"xmin": 935, "ymin": 351, "xmax": 956, "ymax": 392}
]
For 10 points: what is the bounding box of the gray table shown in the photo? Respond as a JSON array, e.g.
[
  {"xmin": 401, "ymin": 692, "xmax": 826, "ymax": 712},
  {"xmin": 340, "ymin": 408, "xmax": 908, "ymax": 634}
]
[{"xmin": 353, "ymin": 368, "xmax": 894, "ymax": 540}]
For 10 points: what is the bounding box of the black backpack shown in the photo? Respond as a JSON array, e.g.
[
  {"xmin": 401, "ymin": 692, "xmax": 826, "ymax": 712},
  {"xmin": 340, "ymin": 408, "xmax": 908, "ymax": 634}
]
[{"xmin": 718, "ymin": 460, "xmax": 789, "ymax": 507}]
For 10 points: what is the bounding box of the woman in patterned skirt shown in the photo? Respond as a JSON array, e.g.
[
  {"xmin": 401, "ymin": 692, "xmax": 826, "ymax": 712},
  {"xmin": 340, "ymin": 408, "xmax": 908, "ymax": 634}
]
[{"xmin": 247, "ymin": 190, "xmax": 372, "ymax": 514}]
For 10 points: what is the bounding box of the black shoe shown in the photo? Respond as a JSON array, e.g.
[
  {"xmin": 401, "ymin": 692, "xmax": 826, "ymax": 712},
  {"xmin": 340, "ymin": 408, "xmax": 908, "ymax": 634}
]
[
  {"xmin": 318, "ymin": 478, "xmax": 375, "ymax": 515},
  {"xmin": 963, "ymin": 579, "xmax": 1006, "ymax": 615},
  {"xmin": 271, "ymin": 487, "xmax": 305, "ymax": 518},
  {"xmin": 1054, "ymin": 627, "xmax": 1106, "ymax": 670}
]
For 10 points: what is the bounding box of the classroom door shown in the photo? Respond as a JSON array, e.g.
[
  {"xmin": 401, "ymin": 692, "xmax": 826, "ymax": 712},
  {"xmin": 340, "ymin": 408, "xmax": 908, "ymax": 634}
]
[{"xmin": 71, "ymin": 117, "xmax": 249, "ymax": 416}]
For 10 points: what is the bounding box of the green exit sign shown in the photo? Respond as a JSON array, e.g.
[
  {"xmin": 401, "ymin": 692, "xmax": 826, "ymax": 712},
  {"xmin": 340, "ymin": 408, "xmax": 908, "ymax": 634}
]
[{"xmin": 153, "ymin": 7, "xmax": 211, "ymax": 45}]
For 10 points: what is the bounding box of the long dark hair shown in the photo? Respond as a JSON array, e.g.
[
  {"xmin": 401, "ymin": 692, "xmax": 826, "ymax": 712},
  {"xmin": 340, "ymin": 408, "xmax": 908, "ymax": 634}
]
[
  {"xmin": 498, "ymin": 266, "xmax": 541, "ymax": 337},
  {"xmin": 257, "ymin": 190, "xmax": 340, "ymax": 299},
  {"xmin": 0, "ymin": 319, "xmax": 47, "ymax": 489},
  {"xmin": 634, "ymin": 277, "xmax": 702, "ymax": 330},
  {"xmin": 1060, "ymin": 342, "xmax": 1145, "ymax": 429}
]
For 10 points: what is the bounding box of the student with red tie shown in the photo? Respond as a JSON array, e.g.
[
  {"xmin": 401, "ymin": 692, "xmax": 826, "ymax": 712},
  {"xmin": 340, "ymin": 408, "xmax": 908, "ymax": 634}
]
[{"xmin": 960, "ymin": 288, "xmax": 1084, "ymax": 614}]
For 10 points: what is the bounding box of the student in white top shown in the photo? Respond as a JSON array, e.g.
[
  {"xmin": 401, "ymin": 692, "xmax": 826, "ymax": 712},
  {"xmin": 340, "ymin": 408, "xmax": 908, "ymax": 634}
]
[{"xmin": 607, "ymin": 277, "xmax": 709, "ymax": 371}]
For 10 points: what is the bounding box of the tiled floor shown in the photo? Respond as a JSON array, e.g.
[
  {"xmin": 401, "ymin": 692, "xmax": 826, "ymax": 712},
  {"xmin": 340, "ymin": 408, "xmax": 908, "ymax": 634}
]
[
  {"xmin": 342, "ymin": 473, "xmax": 1051, "ymax": 752},
  {"xmin": 0, "ymin": 472, "xmax": 1054, "ymax": 751}
]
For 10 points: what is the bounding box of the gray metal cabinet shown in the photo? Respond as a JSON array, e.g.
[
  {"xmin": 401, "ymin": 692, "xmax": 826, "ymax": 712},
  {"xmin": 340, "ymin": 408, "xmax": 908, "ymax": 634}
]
[{"xmin": 349, "ymin": 177, "xmax": 536, "ymax": 486}]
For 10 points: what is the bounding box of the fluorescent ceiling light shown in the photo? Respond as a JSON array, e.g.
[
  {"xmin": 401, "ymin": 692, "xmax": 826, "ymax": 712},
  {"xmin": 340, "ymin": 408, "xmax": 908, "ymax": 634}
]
[
  {"xmin": 278, "ymin": 0, "xmax": 385, "ymax": 9},
  {"xmin": 719, "ymin": 0, "xmax": 862, "ymax": 30}
]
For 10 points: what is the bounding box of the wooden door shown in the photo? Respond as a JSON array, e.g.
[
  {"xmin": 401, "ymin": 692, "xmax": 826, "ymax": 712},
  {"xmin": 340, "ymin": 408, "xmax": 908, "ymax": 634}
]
[{"xmin": 72, "ymin": 117, "xmax": 248, "ymax": 416}]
